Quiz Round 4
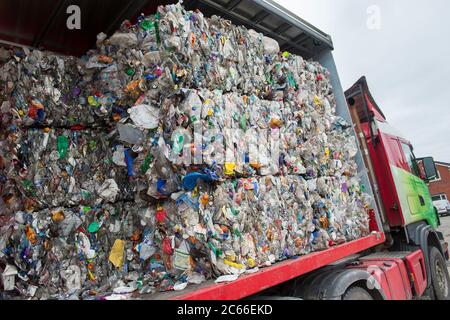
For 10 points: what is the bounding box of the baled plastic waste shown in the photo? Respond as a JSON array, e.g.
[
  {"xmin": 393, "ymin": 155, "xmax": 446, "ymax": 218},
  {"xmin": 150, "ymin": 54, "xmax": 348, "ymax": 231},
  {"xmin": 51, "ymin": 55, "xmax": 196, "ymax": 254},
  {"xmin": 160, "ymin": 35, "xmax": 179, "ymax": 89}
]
[{"xmin": 0, "ymin": 3, "xmax": 370, "ymax": 299}]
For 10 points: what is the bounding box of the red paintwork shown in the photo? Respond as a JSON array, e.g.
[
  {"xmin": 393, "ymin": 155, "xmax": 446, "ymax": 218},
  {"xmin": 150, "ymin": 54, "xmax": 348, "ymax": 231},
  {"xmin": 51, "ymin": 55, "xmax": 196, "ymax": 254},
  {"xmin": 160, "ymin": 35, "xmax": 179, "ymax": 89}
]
[
  {"xmin": 364, "ymin": 93, "xmax": 385, "ymax": 122},
  {"xmin": 405, "ymin": 250, "xmax": 427, "ymax": 297},
  {"xmin": 379, "ymin": 132, "xmax": 406, "ymax": 171},
  {"xmin": 347, "ymin": 260, "xmax": 392, "ymax": 300},
  {"xmin": 351, "ymin": 257, "xmax": 413, "ymax": 300},
  {"xmin": 173, "ymin": 233, "xmax": 385, "ymax": 300},
  {"xmin": 362, "ymin": 122, "xmax": 404, "ymax": 227}
]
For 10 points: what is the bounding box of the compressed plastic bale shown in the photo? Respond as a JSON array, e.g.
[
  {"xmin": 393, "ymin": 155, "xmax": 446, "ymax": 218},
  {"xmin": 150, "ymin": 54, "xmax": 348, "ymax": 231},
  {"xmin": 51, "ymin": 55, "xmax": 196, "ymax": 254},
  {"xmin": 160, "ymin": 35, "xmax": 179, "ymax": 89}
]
[
  {"xmin": 0, "ymin": 51, "xmax": 117, "ymax": 127},
  {"xmin": 2, "ymin": 128, "xmax": 135, "ymax": 210},
  {"xmin": 0, "ymin": 202, "xmax": 176, "ymax": 298}
]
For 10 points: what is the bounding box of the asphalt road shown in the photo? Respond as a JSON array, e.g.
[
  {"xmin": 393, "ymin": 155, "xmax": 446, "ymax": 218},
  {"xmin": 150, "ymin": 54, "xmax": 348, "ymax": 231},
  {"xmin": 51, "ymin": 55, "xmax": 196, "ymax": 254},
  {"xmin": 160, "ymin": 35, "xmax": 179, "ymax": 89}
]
[{"xmin": 437, "ymin": 215, "xmax": 450, "ymax": 271}]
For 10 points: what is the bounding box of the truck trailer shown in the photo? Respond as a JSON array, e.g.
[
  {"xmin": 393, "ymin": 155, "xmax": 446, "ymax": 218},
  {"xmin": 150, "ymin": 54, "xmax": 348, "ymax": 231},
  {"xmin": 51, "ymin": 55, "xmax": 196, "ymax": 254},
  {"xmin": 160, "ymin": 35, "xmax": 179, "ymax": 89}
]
[
  {"xmin": 143, "ymin": 0, "xmax": 450, "ymax": 300},
  {"xmin": 0, "ymin": 0, "xmax": 449, "ymax": 300}
]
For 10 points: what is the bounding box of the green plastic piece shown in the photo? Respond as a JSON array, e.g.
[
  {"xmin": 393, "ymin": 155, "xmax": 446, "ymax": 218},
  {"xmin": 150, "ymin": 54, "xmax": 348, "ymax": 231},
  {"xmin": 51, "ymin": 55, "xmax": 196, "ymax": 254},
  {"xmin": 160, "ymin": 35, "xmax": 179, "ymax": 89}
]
[
  {"xmin": 88, "ymin": 140, "xmax": 97, "ymax": 151},
  {"xmin": 154, "ymin": 20, "xmax": 161, "ymax": 44},
  {"xmin": 82, "ymin": 191, "xmax": 91, "ymax": 199},
  {"xmin": 57, "ymin": 135, "xmax": 69, "ymax": 159},
  {"xmin": 141, "ymin": 19, "xmax": 154, "ymax": 31},
  {"xmin": 82, "ymin": 206, "xmax": 91, "ymax": 214},
  {"xmin": 240, "ymin": 114, "xmax": 247, "ymax": 131},
  {"xmin": 288, "ymin": 73, "xmax": 298, "ymax": 90},
  {"xmin": 140, "ymin": 154, "xmax": 154, "ymax": 174},
  {"xmin": 88, "ymin": 221, "xmax": 100, "ymax": 233},
  {"xmin": 22, "ymin": 179, "xmax": 33, "ymax": 192}
]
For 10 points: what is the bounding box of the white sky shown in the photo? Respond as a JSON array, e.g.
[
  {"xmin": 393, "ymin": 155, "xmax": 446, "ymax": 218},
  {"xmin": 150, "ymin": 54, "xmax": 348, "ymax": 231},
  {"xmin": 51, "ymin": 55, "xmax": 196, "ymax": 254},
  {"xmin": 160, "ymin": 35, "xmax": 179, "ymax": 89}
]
[{"xmin": 275, "ymin": 0, "xmax": 450, "ymax": 162}]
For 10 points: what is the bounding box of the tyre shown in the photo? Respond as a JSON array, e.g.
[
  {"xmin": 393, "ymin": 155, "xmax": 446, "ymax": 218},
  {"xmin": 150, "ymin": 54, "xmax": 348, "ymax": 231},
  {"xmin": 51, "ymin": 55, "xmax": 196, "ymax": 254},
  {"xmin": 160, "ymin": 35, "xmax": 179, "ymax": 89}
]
[
  {"xmin": 429, "ymin": 247, "xmax": 450, "ymax": 300},
  {"xmin": 342, "ymin": 286, "xmax": 373, "ymax": 300}
]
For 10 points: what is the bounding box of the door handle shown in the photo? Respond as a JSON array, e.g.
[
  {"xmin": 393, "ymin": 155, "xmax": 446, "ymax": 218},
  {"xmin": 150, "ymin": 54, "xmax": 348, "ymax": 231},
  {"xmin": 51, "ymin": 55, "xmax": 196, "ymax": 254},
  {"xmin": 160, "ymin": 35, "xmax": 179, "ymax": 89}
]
[{"xmin": 419, "ymin": 195, "xmax": 425, "ymax": 206}]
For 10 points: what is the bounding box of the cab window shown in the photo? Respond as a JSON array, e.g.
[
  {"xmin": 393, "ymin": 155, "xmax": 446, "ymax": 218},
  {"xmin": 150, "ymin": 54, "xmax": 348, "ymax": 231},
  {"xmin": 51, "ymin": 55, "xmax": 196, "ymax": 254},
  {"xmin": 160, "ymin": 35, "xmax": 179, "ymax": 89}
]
[{"xmin": 401, "ymin": 143, "xmax": 420, "ymax": 177}]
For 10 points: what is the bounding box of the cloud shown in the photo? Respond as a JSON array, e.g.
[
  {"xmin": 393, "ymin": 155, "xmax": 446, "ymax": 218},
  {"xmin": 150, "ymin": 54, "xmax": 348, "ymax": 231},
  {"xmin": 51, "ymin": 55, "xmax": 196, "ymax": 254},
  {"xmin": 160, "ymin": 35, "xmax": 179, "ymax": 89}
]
[{"xmin": 275, "ymin": 0, "xmax": 450, "ymax": 161}]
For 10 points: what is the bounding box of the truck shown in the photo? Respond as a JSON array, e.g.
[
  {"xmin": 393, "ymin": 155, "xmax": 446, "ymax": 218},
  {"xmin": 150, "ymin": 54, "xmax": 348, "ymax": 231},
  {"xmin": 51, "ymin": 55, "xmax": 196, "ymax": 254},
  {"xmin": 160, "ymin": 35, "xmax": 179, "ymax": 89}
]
[
  {"xmin": 1, "ymin": 0, "xmax": 449, "ymax": 300},
  {"xmin": 148, "ymin": 0, "xmax": 450, "ymax": 300}
]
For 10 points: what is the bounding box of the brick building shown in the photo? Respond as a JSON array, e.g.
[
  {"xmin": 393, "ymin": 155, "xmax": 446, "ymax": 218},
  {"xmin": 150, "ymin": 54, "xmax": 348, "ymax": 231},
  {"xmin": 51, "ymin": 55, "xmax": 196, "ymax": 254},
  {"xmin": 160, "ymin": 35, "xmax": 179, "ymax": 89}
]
[{"xmin": 428, "ymin": 161, "xmax": 450, "ymax": 202}]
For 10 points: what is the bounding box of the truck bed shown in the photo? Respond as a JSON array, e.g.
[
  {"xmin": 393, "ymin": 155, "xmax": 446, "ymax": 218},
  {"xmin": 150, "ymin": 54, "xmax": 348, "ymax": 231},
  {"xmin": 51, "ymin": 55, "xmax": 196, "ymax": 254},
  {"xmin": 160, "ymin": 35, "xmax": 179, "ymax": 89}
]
[{"xmin": 138, "ymin": 232, "xmax": 385, "ymax": 300}]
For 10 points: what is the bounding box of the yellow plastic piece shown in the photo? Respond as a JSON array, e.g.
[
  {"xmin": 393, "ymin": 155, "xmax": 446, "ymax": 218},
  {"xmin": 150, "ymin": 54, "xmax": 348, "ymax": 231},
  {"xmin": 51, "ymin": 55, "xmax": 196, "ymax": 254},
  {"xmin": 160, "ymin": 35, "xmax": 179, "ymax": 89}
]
[
  {"xmin": 87, "ymin": 96, "xmax": 98, "ymax": 106},
  {"xmin": 224, "ymin": 259, "xmax": 244, "ymax": 269},
  {"xmin": 87, "ymin": 269, "xmax": 96, "ymax": 281},
  {"xmin": 109, "ymin": 239, "xmax": 125, "ymax": 268},
  {"xmin": 313, "ymin": 95, "xmax": 322, "ymax": 107},
  {"xmin": 51, "ymin": 211, "xmax": 65, "ymax": 223},
  {"xmin": 224, "ymin": 162, "xmax": 236, "ymax": 175}
]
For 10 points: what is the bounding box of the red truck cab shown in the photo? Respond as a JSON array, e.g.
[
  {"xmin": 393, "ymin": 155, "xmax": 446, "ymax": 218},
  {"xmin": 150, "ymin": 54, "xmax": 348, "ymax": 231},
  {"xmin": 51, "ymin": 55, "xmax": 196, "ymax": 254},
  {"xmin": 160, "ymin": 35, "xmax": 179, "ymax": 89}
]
[{"xmin": 338, "ymin": 77, "xmax": 450, "ymax": 300}]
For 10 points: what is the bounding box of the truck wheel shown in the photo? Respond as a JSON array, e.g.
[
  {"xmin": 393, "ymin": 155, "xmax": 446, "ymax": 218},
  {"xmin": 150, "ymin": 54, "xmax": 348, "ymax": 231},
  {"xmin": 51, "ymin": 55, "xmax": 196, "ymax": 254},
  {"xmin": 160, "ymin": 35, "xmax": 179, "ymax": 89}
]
[
  {"xmin": 429, "ymin": 247, "xmax": 450, "ymax": 300},
  {"xmin": 342, "ymin": 286, "xmax": 373, "ymax": 300}
]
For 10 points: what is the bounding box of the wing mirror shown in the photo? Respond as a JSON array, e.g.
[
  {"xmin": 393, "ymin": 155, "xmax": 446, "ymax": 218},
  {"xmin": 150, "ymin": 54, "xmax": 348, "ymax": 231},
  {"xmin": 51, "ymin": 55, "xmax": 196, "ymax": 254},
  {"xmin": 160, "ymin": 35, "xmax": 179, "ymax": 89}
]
[{"xmin": 417, "ymin": 157, "xmax": 438, "ymax": 181}]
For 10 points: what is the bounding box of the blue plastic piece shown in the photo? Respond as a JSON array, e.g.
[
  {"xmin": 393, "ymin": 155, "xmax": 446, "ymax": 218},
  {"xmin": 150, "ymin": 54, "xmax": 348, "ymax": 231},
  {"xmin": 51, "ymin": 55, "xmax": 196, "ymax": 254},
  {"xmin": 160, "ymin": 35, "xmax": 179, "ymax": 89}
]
[
  {"xmin": 157, "ymin": 178, "xmax": 167, "ymax": 195},
  {"xmin": 124, "ymin": 148, "xmax": 134, "ymax": 177},
  {"xmin": 182, "ymin": 169, "xmax": 219, "ymax": 191},
  {"xmin": 144, "ymin": 73, "xmax": 157, "ymax": 81},
  {"xmin": 36, "ymin": 109, "xmax": 45, "ymax": 122},
  {"xmin": 112, "ymin": 105, "xmax": 127, "ymax": 117},
  {"xmin": 175, "ymin": 193, "xmax": 199, "ymax": 210}
]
